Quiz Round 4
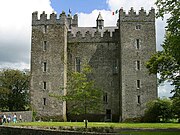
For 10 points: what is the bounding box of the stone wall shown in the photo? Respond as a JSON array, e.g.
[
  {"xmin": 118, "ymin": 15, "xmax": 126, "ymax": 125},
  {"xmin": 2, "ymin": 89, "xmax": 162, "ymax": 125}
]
[
  {"xmin": 0, "ymin": 126, "xmax": 117, "ymax": 135},
  {"xmin": 119, "ymin": 7, "xmax": 157, "ymax": 120},
  {"xmin": 31, "ymin": 15, "xmax": 68, "ymax": 120},
  {"xmin": 31, "ymin": 8, "xmax": 157, "ymax": 122},
  {"xmin": 67, "ymin": 31, "xmax": 120, "ymax": 121},
  {"xmin": 0, "ymin": 111, "xmax": 32, "ymax": 122}
]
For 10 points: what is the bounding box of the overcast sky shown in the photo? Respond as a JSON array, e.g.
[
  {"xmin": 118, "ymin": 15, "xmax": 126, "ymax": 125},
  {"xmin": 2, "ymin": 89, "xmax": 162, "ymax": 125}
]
[{"xmin": 0, "ymin": 0, "xmax": 172, "ymax": 97}]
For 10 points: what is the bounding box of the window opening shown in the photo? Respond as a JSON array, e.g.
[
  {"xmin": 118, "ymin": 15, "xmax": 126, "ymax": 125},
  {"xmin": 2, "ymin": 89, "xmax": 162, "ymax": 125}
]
[
  {"xmin": 43, "ymin": 98, "xmax": 46, "ymax": 105},
  {"xmin": 137, "ymin": 80, "xmax": 140, "ymax": 89},
  {"xmin": 43, "ymin": 41, "xmax": 47, "ymax": 51},
  {"xmin": 138, "ymin": 95, "xmax": 141, "ymax": 104},
  {"xmin": 103, "ymin": 93, "xmax": 108, "ymax": 103},
  {"xmin": 75, "ymin": 57, "xmax": 81, "ymax": 72},
  {"xmin": 43, "ymin": 81, "xmax": 46, "ymax": 89},
  {"xmin": 43, "ymin": 62, "xmax": 47, "ymax": 72},
  {"xmin": 136, "ymin": 39, "xmax": 140, "ymax": 49},
  {"xmin": 136, "ymin": 60, "xmax": 140, "ymax": 70}
]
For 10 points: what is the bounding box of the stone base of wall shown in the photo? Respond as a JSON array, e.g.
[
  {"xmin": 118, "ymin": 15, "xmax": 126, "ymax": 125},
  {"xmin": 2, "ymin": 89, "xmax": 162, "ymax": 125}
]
[
  {"xmin": 34, "ymin": 114, "xmax": 120, "ymax": 122},
  {"xmin": 35, "ymin": 115, "xmax": 64, "ymax": 122},
  {"xmin": 0, "ymin": 111, "xmax": 32, "ymax": 122},
  {"xmin": 0, "ymin": 126, "xmax": 117, "ymax": 135}
]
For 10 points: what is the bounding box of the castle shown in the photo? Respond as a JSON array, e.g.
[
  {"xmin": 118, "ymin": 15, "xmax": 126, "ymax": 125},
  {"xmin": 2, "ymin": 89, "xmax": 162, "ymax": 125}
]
[{"xmin": 30, "ymin": 7, "xmax": 157, "ymax": 122}]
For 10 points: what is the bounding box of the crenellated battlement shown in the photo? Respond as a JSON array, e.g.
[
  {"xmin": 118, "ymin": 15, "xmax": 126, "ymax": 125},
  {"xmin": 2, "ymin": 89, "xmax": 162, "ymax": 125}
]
[
  {"xmin": 119, "ymin": 7, "xmax": 155, "ymax": 22},
  {"xmin": 68, "ymin": 28, "xmax": 119, "ymax": 43},
  {"xmin": 32, "ymin": 11, "xmax": 78, "ymax": 27}
]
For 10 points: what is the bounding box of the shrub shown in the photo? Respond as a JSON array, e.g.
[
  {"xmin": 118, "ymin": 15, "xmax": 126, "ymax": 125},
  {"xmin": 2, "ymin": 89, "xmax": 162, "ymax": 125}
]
[
  {"xmin": 143, "ymin": 98, "xmax": 173, "ymax": 122},
  {"xmin": 123, "ymin": 117, "xmax": 143, "ymax": 123}
]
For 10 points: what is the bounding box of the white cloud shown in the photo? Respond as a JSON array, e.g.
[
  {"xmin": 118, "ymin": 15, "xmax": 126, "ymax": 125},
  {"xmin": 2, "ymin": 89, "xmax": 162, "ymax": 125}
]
[
  {"xmin": 106, "ymin": 0, "xmax": 156, "ymax": 11},
  {"xmin": 78, "ymin": 9, "xmax": 118, "ymax": 27},
  {"xmin": 158, "ymin": 82, "xmax": 174, "ymax": 98},
  {"xmin": 0, "ymin": 62, "xmax": 29, "ymax": 70},
  {"xmin": 0, "ymin": 0, "xmax": 54, "ymax": 70},
  {"xmin": 78, "ymin": 0, "xmax": 157, "ymax": 27}
]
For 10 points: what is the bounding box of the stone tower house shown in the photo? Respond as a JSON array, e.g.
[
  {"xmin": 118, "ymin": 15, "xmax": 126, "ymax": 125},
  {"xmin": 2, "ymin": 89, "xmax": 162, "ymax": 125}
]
[{"xmin": 30, "ymin": 7, "xmax": 157, "ymax": 122}]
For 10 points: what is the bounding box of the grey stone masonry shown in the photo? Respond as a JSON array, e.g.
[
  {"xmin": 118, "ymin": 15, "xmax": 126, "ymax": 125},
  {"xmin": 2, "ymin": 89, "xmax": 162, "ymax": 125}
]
[
  {"xmin": 30, "ymin": 8, "xmax": 157, "ymax": 122},
  {"xmin": 0, "ymin": 111, "xmax": 32, "ymax": 122},
  {"xmin": 119, "ymin": 7, "xmax": 157, "ymax": 120}
]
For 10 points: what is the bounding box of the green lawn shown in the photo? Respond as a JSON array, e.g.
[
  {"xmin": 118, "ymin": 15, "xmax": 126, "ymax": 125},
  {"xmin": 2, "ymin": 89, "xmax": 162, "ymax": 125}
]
[
  {"xmin": 121, "ymin": 131, "xmax": 180, "ymax": 135},
  {"xmin": 10, "ymin": 122, "xmax": 180, "ymax": 129}
]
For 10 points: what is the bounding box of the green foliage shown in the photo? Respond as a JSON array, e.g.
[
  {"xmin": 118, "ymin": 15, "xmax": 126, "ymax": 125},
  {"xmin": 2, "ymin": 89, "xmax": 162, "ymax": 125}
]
[
  {"xmin": 123, "ymin": 117, "xmax": 143, "ymax": 123},
  {"xmin": 0, "ymin": 87, "xmax": 9, "ymax": 111},
  {"xmin": 172, "ymin": 97, "xmax": 180, "ymax": 122},
  {"xmin": 64, "ymin": 65, "xmax": 103, "ymax": 116},
  {"xmin": 144, "ymin": 98, "xmax": 172, "ymax": 122},
  {"xmin": 0, "ymin": 69, "xmax": 30, "ymax": 111},
  {"xmin": 50, "ymin": 64, "xmax": 103, "ymax": 127},
  {"xmin": 146, "ymin": 0, "xmax": 180, "ymax": 98},
  {"xmin": 121, "ymin": 131, "xmax": 180, "ymax": 135}
]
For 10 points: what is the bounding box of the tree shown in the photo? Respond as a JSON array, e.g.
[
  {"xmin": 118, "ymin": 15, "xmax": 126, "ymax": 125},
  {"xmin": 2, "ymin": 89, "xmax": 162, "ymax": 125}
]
[
  {"xmin": 0, "ymin": 87, "xmax": 9, "ymax": 111},
  {"xmin": 52, "ymin": 64, "xmax": 102, "ymax": 128},
  {"xmin": 0, "ymin": 69, "xmax": 30, "ymax": 111},
  {"xmin": 172, "ymin": 97, "xmax": 180, "ymax": 122},
  {"xmin": 146, "ymin": 0, "xmax": 180, "ymax": 98},
  {"xmin": 144, "ymin": 98, "xmax": 172, "ymax": 122}
]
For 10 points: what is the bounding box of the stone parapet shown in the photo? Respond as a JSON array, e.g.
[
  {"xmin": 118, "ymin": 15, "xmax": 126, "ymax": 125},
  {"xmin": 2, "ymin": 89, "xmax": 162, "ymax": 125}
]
[
  {"xmin": 68, "ymin": 29, "xmax": 119, "ymax": 43},
  {"xmin": 32, "ymin": 11, "xmax": 78, "ymax": 27},
  {"xmin": 119, "ymin": 7, "xmax": 155, "ymax": 22}
]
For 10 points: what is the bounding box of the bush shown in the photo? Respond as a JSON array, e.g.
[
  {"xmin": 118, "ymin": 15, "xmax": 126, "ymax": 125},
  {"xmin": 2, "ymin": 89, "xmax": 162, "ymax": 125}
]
[
  {"xmin": 143, "ymin": 98, "xmax": 173, "ymax": 123},
  {"xmin": 123, "ymin": 117, "xmax": 143, "ymax": 123},
  {"xmin": 172, "ymin": 97, "xmax": 180, "ymax": 122}
]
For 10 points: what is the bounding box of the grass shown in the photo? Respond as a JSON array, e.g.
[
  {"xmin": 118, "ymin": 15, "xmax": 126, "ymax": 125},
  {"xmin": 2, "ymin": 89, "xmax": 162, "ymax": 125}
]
[
  {"xmin": 8, "ymin": 122, "xmax": 180, "ymax": 129},
  {"xmin": 120, "ymin": 131, "xmax": 180, "ymax": 135},
  {"xmin": 6, "ymin": 122, "xmax": 180, "ymax": 135}
]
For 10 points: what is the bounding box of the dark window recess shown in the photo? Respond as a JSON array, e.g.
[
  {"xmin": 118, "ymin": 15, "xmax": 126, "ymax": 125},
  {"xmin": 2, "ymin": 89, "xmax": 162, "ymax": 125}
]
[
  {"xmin": 137, "ymin": 60, "xmax": 140, "ymax": 70},
  {"xmin": 106, "ymin": 109, "xmax": 111, "ymax": 120},
  {"xmin": 75, "ymin": 57, "xmax": 81, "ymax": 72},
  {"xmin": 136, "ymin": 39, "xmax": 140, "ymax": 49},
  {"xmin": 43, "ymin": 41, "xmax": 47, "ymax": 51},
  {"xmin": 43, "ymin": 62, "xmax": 47, "ymax": 72},
  {"xmin": 112, "ymin": 59, "xmax": 118, "ymax": 74},
  {"xmin": 138, "ymin": 95, "xmax": 141, "ymax": 104},
  {"xmin": 43, "ymin": 82, "xmax": 46, "ymax": 89},
  {"xmin": 44, "ymin": 25, "xmax": 47, "ymax": 33},
  {"xmin": 43, "ymin": 98, "xmax": 46, "ymax": 105},
  {"xmin": 103, "ymin": 93, "xmax": 108, "ymax": 103},
  {"xmin": 137, "ymin": 80, "xmax": 140, "ymax": 89},
  {"xmin": 136, "ymin": 25, "xmax": 141, "ymax": 30}
]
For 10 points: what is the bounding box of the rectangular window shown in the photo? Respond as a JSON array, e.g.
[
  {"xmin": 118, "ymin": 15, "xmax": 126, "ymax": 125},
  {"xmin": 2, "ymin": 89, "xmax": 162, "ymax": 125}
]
[
  {"xmin": 137, "ymin": 80, "xmax": 140, "ymax": 89},
  {"xmin": 136, "ymin": 60, "xmax": 140, "ymax": 70},
  {"xmin": 43, "ymin": 62, "xmax": 47, "ymax": 72},
  {"xmin": 44, "ymin": 25, "xmax": 47, "ymax": 33},
  {"xmin": 138, "ymin": 95, "xmax": 141, "ymax": 104},
  {"xmin": 43, "ymin": 98, "xmax": 46, "ymax": 105},
  {"xmin": 135, "ymin": 25, "xmax": 141, "ymax": 30},
  {"xmin": 136, "ymin": 39, "xmax": 140, "ymax": 49},
  {"xmin": 75, "ymin": 57, "xmax": 81, "ymax": 72},
  {"xmin": 106, "ymin": 109, "xmax": 111, "ymax": 120},
  {"xmin": 112, "ymin": 59, "xmax": 118, "ymax": 74},
  {"xmin": 43, "ymin": 41, "xmax": 47, "ymax": 51},
  {"xmin": 103, "ymin": 93, "xmax": 108, "ymax": 103},
  {"xmin": 43, "ymin": 81, "xmax": 46, "ymax": 89}
]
